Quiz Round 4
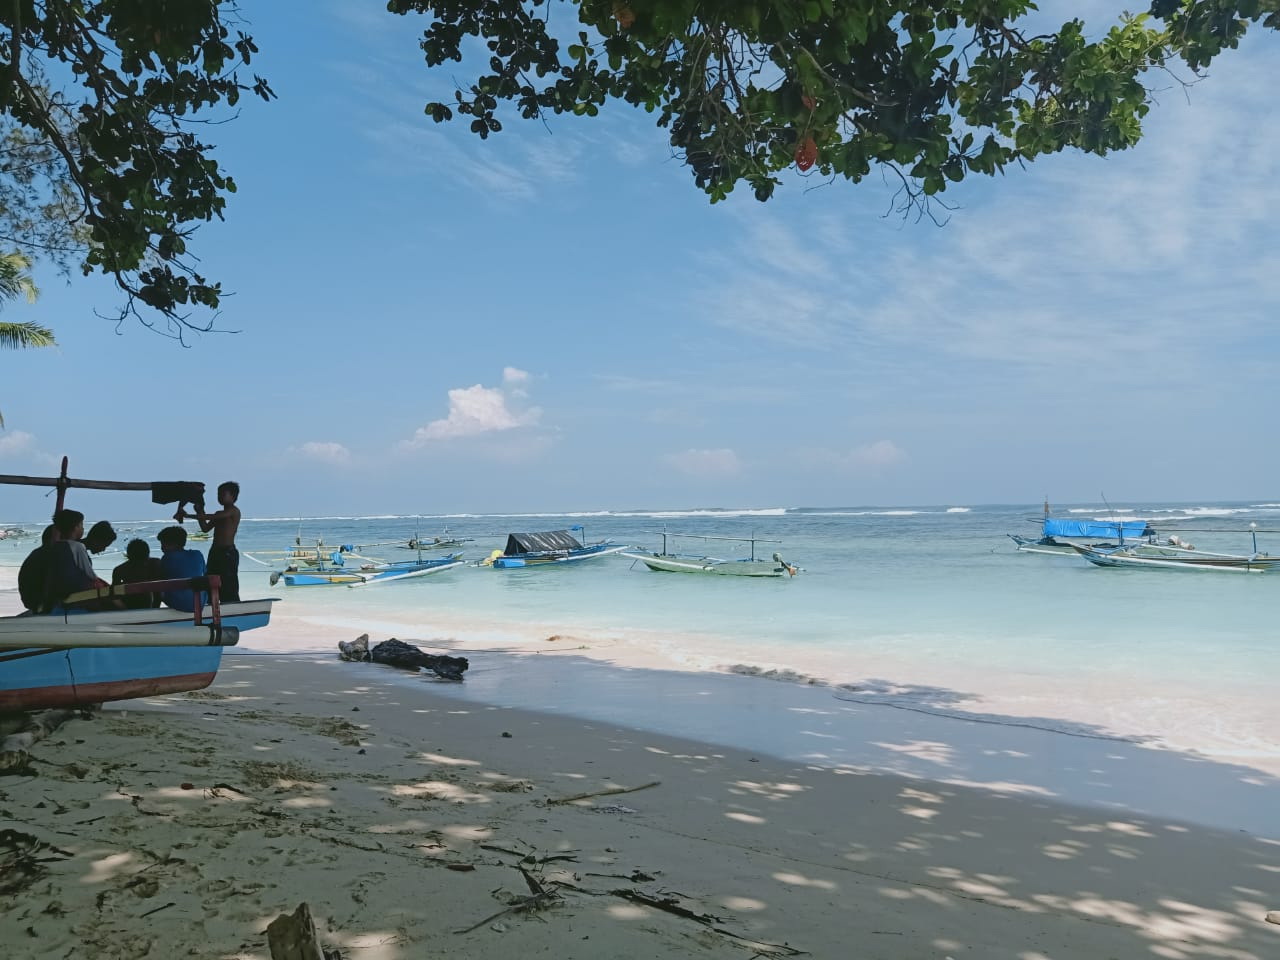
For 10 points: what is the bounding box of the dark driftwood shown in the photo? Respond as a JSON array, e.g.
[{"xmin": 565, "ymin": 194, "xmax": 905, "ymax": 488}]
[
  {"xmin": 266, "ymin": 902, "xmax": 326, "ymax": 960},
  {"xmin": 338, "ymin": 634, "xmax": 469, "ymax": 681},
  {"xmin": 548, "ymin": 781, "xmax": 660, "ymax": 805}
]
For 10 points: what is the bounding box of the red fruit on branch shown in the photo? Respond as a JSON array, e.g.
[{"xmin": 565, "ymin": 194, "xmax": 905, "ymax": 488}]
[
  {"xmin": 801, "ymin": 94, "xmax": 817, "ymax": 111},
  {"xmin": 795, "ymin": 136, "xmax": 818, "ymax": 171},
  {"xmin": 613, "ymin": 3, "xmax": 635, "ymax": 28}
]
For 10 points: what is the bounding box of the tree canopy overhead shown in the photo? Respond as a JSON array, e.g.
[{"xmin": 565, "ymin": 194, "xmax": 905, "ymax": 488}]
[
  {"xmin": 0, "ymin": 2, "xmax": 1275, "ymax": 334},
  {"xmin": 389, "ymin": 0, "xmax": 1277, "ymax": 203},
  {"xmin": 0, "ymin": 0, "xmax": 272, "ymax": 333}
]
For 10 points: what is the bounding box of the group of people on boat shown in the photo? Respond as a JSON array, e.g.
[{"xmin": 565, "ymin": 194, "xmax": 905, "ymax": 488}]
[{"xmin": 14, "ymin": 481, "xmax": 243, "ymax": 615}]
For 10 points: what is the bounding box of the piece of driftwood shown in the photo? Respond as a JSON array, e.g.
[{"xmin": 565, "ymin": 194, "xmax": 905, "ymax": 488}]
[
  {"xmin": 266, "ymin": 902, "xmax": 327, "ymax": 960},
  {"xmin": 548, "ymin": 780, "xmax": 660, "ymax": 805},
  {"xmin": 610, "ymin": 889, "xmax": 806, "ymax": 956},
  {"xmin": 337, "ymin": 634, "xmax": 468, "ymax": 681},
  {"xmin": 1, "ymin": 709, "xmax": 77, "ymax": 754},
  {"xmin": 454, "ymin": 866, "xmax": 562, "ymax": 934},
  {"xmin": 0, "ymin": 709, "xmax": 78, "ymax": 774}
]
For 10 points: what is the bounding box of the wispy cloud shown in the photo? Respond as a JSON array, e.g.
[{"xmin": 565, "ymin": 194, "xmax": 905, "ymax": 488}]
[
  {"xmin": 791, "ymin": 440, "xmax": 907, "ymax": 475},
  {"xmin": 693, "ymin": 39, "xmax": 1279, "ymax": 408},
  {"xmin": 407, "ymin": 373, "xmax": 542, "ymax": 445},
  {"xmin": 291, "ymin": 441, "xmax": 352, "ymax": 465},
  {"xmin": 0, "ymin": 430, "xmax": 34, "ymax": 457},
  {"xmin": 663, "ymin": 447, "xmax": 741, "ymax": 478}
]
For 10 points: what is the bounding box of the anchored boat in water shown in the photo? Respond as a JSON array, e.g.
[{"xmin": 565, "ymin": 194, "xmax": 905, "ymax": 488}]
[
  {"xmin": 483, "ymin": 527, "xmax": 627, "ymax": 568},
  {"xmin": 271, "ymin": 550, "xmax": 465, "ymax": 587},
  {"xmin": 624, "ymin": 532, "xmax": 798, "ymax": 577}
]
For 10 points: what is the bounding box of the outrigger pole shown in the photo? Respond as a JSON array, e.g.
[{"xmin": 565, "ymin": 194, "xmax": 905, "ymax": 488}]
[{"xmin": 0, "ymin": 456, "xmax": 204, "ymax": 517}]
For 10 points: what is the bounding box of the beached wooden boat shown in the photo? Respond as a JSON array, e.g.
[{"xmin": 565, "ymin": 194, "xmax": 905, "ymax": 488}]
[
  {"xmin": 0, "ymin": 458, "xmax": 275, "ymax": 712},
  {"xmin": 483, "ymin": 528, "xmax": 627, "ymax": 568},
  {"xmin": 623, "ymin": 532, "xmax": 798, "ymax": 577}
]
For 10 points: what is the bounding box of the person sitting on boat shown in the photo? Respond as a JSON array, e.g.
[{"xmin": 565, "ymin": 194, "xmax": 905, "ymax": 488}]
[
  {"xmin": 17, "ymin": 523, "xmax": 59, "ymax": 613},
  {"xmin": 157, "ymin": 525, "xmax": 208, "ymax": 612},
  {"xmin": 42, "ymin": 509, "xmax": 116, "ymax": 611},
  {"xmin": 112, "ymin": 538, "xmax": 166, "ymax": 609}
]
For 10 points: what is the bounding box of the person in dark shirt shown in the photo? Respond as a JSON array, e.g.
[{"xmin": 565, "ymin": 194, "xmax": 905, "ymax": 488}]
[
  {"xmin": 157, "ymin": 525, "xmax": 207, "ymax": 612},
  {"xmin": 43, "ymin": 509, "xmax": 113, "ymax": 610},
  {"xmin": 112, "ymin": 538, "xmax": 165, "ymax": 609},
  {"xmin": 17, "ymin": 524, "xmax": 59, "ymax": 613}
]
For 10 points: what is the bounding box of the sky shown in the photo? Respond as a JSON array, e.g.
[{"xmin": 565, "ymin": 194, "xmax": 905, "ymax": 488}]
[{"xmin": 1, "ymin": 3, "xmax": 1278, "ymax": 518}]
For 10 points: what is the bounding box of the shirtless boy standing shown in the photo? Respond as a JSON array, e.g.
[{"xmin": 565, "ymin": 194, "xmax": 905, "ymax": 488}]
[{"xmin": 197, "ymin": 481, "xmax": 242, "ymax": 602}]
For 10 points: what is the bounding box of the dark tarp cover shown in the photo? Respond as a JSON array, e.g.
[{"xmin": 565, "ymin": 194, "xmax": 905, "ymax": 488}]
[
  {"xmin": 1043, "ymin": 518, "xmax": 1153, "ymax": 539},
  {"xmin": 150, "ymin": 481, "xmax": 206, "ymax": 505},
  {"xmin": 504, "ymin": 530, "xmax": 584, "ymax": 555}
]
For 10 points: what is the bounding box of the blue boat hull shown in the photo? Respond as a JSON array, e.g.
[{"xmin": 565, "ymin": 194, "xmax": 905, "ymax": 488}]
[
  {"xmin": 0, "ymin": 598, "xmax": 275, "ymax": 712},
  {"xmin": 492, "ymin": 544, "xmax": 628, "ymax": 568},
  {"xmin": 0, "ymin": 645, "xmax": 222, "ymax": 712}
]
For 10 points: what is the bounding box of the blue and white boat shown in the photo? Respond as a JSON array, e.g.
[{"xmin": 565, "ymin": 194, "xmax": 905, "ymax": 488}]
[
  {"xmin": 1009, "ymin": 504, "xmax": 1161, "ymax": 556},
  {"xmin": 0, "ymin": 585, "xmax": 274, "ymax": 712},
  {"xmin": 272, "ymin": 551, "xmax": 465, "ymax": 587},
  {"xmin": 0, "ymin": 458, "xmax": 275, "ymax": 712},
  {"xmin": 484, "ymin": 527, "xmax": 627, "ymax": 568}
]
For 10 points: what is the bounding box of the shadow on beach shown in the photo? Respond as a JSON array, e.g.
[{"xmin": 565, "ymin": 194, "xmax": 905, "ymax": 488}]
[{"xmin": 2, "ymin": 651, "xmax": 1277, "ymax": 959}]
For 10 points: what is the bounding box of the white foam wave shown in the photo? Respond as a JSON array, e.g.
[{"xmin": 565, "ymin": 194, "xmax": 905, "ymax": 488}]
[{"xmin": 946, "ymin": 507, "xmax": 971, "ymax": 513}]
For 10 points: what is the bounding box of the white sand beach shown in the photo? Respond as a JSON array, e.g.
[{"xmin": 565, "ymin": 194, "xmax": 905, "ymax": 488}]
[{"xmin": 2, "ymin": 641, "xmax": 1278, "ymax": 959}]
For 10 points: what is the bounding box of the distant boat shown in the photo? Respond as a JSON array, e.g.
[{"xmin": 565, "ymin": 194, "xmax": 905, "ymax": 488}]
[
  {"xmin": 1071, "ymin": 543, "xmax": 1280, "ymax": 573},
  {"xmin": 272, "ymin": 552, "xmax": 465, "ymax": 587},
  {"xmin": 1009, "ymin": 500, "xmax": 1161, "ymax": 555},
  {"xmin": 402, "ymin": 528, "xmax": 475, "ymax": 551},
  {"xmin": 483, "ymin": 527, "xmax": 626, "ymax": 568},
  {"xmin": 624, "ymin": 532, "xmax": 798, "ymax": 578},
  {"xmin": 0, "ymin": 457, "xmax": 276, "ymax": 711}
]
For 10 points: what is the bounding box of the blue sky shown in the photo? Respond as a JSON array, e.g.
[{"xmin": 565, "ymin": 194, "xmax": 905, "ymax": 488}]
[{"xmin": 1, "ymin": 4, "xmax": 1278, "ymax": 518}]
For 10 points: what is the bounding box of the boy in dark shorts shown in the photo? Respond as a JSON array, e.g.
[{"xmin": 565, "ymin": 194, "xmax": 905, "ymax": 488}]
[{"xmin": 196, "ymin": 481, "xmax": 242, "ymax": 602}]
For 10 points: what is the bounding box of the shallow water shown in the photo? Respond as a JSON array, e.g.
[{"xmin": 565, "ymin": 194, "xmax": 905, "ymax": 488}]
[{"xmin": 2, "ymin": 501, "xmax": 1276, "ymax": 770}]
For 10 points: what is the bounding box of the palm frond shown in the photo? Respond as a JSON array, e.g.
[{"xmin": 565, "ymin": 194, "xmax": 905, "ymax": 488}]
[
  {"xmin": 0, "ymin": 320, "xmax": 56, "ymax": 349},
  {"xmin": 0, "ymin": 252, "xmax": 38, "ymax": 304}
]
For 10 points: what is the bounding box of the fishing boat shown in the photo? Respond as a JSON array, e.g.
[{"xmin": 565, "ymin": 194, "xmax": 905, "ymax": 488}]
[
  {"xmin": 402, "ymin": 529, "xmax": 474, "ymax": 551},
  {"xmin": 0, "ymin": 458, "xmax": 276, "ymax": 712},
  {"xmin": 1070, "ymin": 543, "xmax": 1280, "ymax": 573},
  {"xmin": 1009, "ymin": 499, "xmax": 1162, "ymax": 556},
  {"xmin": 483, "ymin": 527, "xmax": 627, "ymax": 568},
  {"xmin": 271, "ymin": 551, "xmax": 465, "ymax": 587},
  {"xmin": 623, "ymin": 532, "xmax": 798, "ymax": 577}
]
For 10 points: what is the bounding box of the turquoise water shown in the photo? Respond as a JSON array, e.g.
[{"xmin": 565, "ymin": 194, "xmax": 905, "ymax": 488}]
[{"xmin": 2, "ymin": 501, "xmax": 1277, "ymax": 762}]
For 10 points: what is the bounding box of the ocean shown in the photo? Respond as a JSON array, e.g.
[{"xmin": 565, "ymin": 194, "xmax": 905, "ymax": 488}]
[{"xmin": 2, "ymin": 501, "xmax": 1277, "ymax": 776}]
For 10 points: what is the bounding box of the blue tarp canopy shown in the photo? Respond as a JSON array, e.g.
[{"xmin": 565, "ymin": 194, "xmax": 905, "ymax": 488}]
[{"xmin": 1043, "ymin": 518, "xmax": 1153, "ymax": 539}]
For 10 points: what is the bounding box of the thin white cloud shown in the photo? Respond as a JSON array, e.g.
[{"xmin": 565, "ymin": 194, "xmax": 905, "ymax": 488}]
[
  {"xmin": 503, "ymin": 366, "xmax": 531, "ymax": 398},
  {"xmin": 848, "ymin": 440, "xmax": 906, "ymax": 469},
  {"xmin": 0, "ymin": 430, "xmax": 34, "ymax": 457},
  {"xmin": 794, "ymin": 440, "xmax": 907, "ymax": 473},
  {"xmin": 409, "ymin": 377, "xmax": 541, "ymax": 444},
  {"xmin": 292, "ymin": 441, "xmax": 351, "ymax": 465},
  {"xmin": 692, "ymin": 36, "xmax": 1279, "ymax": 407},
  {"xmin": 663, "ymin": 448, "xmax": 741, "ymax": 478}
]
